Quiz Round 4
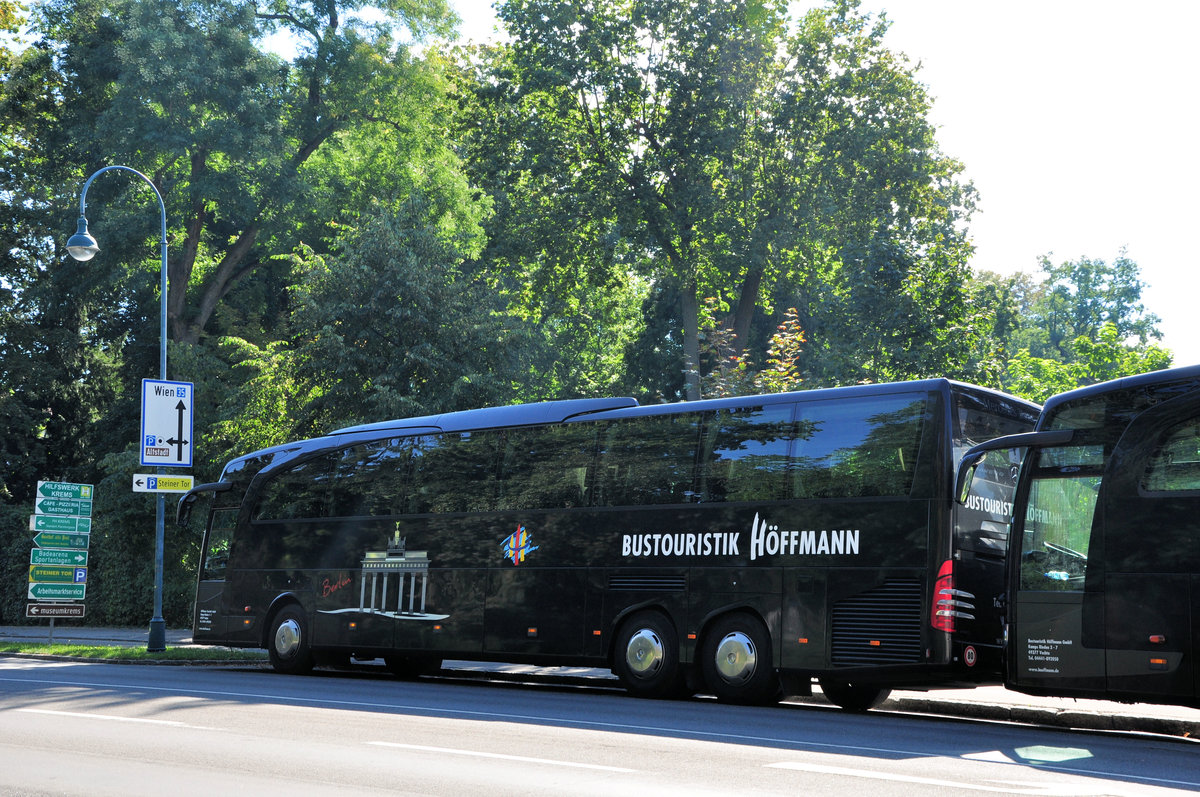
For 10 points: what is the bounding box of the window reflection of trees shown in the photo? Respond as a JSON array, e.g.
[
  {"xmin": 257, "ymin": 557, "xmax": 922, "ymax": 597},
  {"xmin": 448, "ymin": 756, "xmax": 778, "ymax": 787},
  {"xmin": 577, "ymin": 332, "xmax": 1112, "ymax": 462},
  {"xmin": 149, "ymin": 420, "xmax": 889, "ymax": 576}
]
[
  {"xmin": 792, "ymin": 396, "xmax": 926, "ymax": 499},
  {"xmin": 250, "ymin": 393, "xmax": 931, "ymax": 519}
]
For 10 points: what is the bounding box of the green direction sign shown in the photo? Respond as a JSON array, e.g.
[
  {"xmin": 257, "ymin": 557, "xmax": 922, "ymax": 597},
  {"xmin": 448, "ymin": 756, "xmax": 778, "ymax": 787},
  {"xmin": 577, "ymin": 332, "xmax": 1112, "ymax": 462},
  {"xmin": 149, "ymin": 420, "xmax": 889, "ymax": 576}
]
[
  {"xmin": 35, "ymin": 496, "xmax": 93, "ymax": 517},
  {"xmin": 30, "ymin": 548, "xmax": 88, "ymax": 566},
  {"xmin": 31, "ymin": 531, "xmax": 90, "ymax": 550},
  {"xmin": 28, "ymin": 564, "xmax": 87, "ymax": 584},
  {"xmin": 37, "ymin": 481, "xmax": 94, "ymax": 501},
  {"xmin": 29, "ymin": 515, "xmax": 92, "ymax": 533},
  {"xmin": 28, "ymin": 583, "xmax": 87, "ymax": 601}
]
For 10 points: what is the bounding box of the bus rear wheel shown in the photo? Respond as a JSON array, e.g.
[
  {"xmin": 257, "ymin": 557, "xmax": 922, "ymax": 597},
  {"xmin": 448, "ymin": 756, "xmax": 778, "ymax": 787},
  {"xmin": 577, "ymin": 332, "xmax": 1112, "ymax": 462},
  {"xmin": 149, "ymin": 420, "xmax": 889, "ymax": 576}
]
[
  {"xmin": 699, "ymin": 613, "xmax": 780, "ymax": 705},
  {"xmin": 818, "ymin": 678, "xmax": 890, "ymax": 711},
  {"xmin": 613, "ymin": 611, "xmax": 684, "ymax": 699},
  {"xmin": 268, "ymin": 605, "xmax": 315, "ymax": 675}
]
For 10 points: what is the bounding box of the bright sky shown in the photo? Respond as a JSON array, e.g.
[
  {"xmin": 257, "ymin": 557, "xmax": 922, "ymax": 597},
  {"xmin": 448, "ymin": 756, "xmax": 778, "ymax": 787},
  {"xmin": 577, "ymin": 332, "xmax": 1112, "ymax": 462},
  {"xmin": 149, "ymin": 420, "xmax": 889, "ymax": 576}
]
[{"xmin": 449, "ymin": 0, "xmax": 1200, "ymax": 366}]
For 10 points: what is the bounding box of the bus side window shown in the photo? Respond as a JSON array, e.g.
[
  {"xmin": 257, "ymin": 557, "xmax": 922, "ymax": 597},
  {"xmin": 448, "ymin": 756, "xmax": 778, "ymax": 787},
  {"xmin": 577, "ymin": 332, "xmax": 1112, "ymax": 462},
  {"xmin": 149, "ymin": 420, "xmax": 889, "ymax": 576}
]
[
  {"xmin": 697, "ymin": 405, "xmax": 794, "ymax": 502},
  {"xmin": 255, "ymin": 455, "xmax": 336, "ymax": 520},
  {"xmin": 1019, "ymin": 447, "xmax": 1102, "ymax": 591},
  {"xmin": 595, "ymin": 414, "xmax": 701, "ymax": 506},
  {"xmin": 1141, "ymin": 418, "xmax": 1200, "ymax": 493},
  {"xmin": 409, "ymin": 431, "xmax": 500, "ymax": 514},
  {"xmin": 328, "ymin": 438, "xmax": 413, "ymax": 517},
  {"xmin": 497, "ymin": 424, "xmax": 598, "ymax": 510},
  {"xmin": 201, "ymin": 508, "xmax": 237, "ymax": 580},
  {"xmin": 792, "ymin": 395, "xmax": 925, "ymax": 499}
]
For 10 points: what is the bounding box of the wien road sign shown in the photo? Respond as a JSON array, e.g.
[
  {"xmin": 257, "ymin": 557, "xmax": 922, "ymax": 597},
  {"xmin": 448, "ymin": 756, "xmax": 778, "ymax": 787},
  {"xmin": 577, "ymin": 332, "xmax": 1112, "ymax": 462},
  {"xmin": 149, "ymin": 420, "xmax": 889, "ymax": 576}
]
[
  {"xmin": 27, "ymin": 603, "xmax": 86, "ymax": 618},
  {"xmin": 141, "ymin": 379, "xmax": 194, "ymax": 467},
  {"xmin": 37, "ymin": 481, "xmax": 94, "ymax": 501},
  {"xmin": 29, "ymin": 565, "xmax": 87, "ymax": 584},
  {"xmin": 28, "ymin": 583, "xmax": 87, "ymax": 601},
  {"xmin": 132, "ymin": 474, "xmax": 195, "ymax": 493},
  {"xmin": 32, "ymin": 531, "xmax": 90, "ymax": 550},
  {"xmin": 29, "ymin": 515, "xmax": 92, "ymax": 533},
  {"xmin": 30, "ymin": 549, "xmax": 88, "ymax": 566},
  {"xmin": 35, "ymin": 496, "xmax": 93, "ymax": 517}
]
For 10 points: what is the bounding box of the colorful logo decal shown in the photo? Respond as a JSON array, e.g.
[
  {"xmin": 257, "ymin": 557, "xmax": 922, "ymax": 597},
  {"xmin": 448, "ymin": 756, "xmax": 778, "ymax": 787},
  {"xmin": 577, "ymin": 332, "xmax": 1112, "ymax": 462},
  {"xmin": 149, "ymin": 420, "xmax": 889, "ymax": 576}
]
[{"xmin": 502, "ymin": 524, "xmax": 539, "ymax": 565}]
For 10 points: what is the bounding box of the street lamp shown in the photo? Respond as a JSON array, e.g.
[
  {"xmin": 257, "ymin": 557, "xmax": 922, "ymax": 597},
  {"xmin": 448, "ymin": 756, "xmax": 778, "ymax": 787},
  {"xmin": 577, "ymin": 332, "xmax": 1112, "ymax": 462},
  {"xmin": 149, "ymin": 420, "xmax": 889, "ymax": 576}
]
[{"xmin": 67, "ymin": 165, "xmax": 170, "ymax": 653}]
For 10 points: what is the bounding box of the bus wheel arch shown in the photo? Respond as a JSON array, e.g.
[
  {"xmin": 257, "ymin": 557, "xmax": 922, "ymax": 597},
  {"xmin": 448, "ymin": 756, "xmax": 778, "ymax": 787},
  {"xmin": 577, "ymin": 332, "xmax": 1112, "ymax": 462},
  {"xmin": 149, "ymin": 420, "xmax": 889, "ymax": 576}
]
[
  {"xmin": 611, "ymin": 608, "xmax": 686, "ymax": 699},
  {"xmin": 698, "ymin": 611, "xmax": 780, "ymax": 705},
  {"xmin": 266, "ymin": 601, "xmax": 315, "ymax": 675}
]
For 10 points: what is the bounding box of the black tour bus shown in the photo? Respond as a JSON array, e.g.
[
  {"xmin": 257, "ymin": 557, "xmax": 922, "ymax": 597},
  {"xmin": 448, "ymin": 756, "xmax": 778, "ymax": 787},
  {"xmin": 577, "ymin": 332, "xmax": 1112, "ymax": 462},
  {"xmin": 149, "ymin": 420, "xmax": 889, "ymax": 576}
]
[
  {"xmin": 179, "ymin": 379, "xmax": 1037, "ymax": 709},
  {"xmin": 957, "ymin": 364, "xmax": 1200, "ymax": 708}
]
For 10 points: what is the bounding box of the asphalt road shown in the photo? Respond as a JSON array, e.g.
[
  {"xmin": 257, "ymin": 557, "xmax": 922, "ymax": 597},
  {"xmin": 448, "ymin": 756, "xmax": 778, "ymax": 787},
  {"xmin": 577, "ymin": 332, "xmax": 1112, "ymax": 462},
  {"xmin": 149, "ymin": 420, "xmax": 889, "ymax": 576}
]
[{"xmin": 2, "ymin": 657, "xmax": 1199, "ymax": 796}]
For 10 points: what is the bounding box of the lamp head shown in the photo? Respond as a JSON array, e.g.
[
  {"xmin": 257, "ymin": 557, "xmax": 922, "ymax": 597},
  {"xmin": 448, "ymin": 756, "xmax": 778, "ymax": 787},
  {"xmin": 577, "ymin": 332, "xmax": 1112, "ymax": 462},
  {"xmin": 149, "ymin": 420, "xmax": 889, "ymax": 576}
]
[{"xmin": 66, "ymin": 216, "xmax": 100, "ymax": 261}]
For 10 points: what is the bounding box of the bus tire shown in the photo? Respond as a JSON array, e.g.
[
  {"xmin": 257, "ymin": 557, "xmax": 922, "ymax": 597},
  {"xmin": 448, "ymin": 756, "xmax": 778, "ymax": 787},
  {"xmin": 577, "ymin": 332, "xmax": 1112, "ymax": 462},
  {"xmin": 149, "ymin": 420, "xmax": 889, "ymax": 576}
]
[
  {"xmin": 613, "ymin": 611, "xmax": 684, "ymax": 699},
  {"xmin": 268, "ymin": 605, "xmax": 315, "ymax": 675},
  {"xmin": 699, "ymin": 613, "xmax": 780, "ymax": 705},
  {"xmin": 818, "ymin": 678, "xmax": 890, "ymax": 712}
]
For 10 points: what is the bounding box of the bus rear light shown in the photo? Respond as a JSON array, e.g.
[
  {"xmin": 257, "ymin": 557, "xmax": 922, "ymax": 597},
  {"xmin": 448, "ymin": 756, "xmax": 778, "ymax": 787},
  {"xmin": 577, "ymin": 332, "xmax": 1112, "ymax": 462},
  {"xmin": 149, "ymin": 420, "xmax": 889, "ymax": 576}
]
[
  {"xmin": 931, "ymin": 560, "xmax": 977, "ymax": 632},
  {"xmin": 1149, "ymin": 634, "xmax": 1166, "ymax": 644}
]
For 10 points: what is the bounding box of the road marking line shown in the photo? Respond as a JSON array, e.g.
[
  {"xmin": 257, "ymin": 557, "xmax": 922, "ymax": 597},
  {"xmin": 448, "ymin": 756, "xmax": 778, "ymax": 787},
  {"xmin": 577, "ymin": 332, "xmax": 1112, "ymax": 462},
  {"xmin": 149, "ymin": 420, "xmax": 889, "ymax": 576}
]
[
  {"xmin": 766, "ymin": 762, "xmax": 1082, "ymax": 795},
  {"xmin": 368, "ymin": 741, "xmax": 635, "ymax": 772},
  {"xmin": 18, "ymin": 708, "xmax": 188, "ymax": 726}
]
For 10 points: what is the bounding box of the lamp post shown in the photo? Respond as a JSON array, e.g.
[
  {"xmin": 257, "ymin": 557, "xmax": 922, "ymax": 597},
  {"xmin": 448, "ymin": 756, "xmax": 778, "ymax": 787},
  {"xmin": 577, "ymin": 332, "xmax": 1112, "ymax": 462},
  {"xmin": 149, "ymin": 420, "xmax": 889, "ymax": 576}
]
[{"xmin": 67, "ymin": 165, "xmax": 170, "ymax": 653}]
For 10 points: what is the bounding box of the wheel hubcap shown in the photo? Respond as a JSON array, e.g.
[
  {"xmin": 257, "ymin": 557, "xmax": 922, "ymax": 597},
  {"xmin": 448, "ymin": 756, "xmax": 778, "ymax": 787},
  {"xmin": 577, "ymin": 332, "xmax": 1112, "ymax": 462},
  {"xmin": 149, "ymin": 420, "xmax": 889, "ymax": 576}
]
[
  {"xmin": 625, "ymin": 628, "xmax": 664, "ymax": 678},
  {"xmin": 275, "ymin": 618, "xmax": 301, "ymax": 658},
  {"xmin": 713, "ymin": 631, "xmax": 757, "ymax": 684}
]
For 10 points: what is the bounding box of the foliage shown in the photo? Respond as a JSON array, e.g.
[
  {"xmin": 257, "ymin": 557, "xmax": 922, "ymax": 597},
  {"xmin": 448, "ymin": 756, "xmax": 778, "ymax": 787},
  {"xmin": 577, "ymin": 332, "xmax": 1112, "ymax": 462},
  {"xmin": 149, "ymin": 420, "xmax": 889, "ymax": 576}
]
[
  {"xmin": 0, "ymin": 0, "xmax": 1185, "ymax": 627},
  {"xmin": 481, "ymin": 0, "xmax": 982, "ymax": 397}
]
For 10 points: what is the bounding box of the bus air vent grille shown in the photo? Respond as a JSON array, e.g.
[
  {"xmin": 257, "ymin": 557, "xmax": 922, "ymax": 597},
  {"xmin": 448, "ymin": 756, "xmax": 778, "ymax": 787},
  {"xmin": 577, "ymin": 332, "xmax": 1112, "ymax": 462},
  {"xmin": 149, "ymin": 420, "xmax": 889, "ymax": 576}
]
[
  {"xmin": 831, "ymin": 579, "xmax": 923, "ymax": 666},
  {"xmin": 608, "ymin": 574, "xmax": 687, "ymax": 592}
]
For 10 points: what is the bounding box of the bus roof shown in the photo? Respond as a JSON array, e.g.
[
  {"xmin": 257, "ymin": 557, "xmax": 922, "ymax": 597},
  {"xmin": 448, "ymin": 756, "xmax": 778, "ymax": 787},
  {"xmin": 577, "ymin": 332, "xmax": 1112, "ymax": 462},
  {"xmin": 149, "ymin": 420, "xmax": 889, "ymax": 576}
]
[
  {"xmin": 224, "ymin": 379, "xmax": 1033, "ymax": 474},
  {"xmin": 1039, "ymin": 365, "xmax": 1200, "ymax": 431},
  {"xmin": 329, "ymin": 397, "xmax": 640, "ymax": 436}
]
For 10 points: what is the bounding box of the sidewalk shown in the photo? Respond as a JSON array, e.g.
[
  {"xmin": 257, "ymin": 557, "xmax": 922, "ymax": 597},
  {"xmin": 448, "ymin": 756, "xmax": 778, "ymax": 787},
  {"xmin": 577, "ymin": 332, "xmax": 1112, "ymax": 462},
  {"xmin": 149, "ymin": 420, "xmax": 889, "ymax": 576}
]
[{"xmin": 3, "ymin": 624, "xmax": 1197, "ymax": 739}]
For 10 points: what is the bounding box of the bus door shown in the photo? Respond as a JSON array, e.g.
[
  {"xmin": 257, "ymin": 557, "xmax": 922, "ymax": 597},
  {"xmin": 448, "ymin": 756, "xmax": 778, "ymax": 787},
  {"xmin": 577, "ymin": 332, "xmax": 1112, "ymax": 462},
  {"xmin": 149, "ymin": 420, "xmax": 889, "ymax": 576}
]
[
  {"xmin": 194, "ymin": 505, "xmax": 237, "ymax": 641},
  {"xmin": 1007, "ymin": 442, "xmax": 1107, "ymax": 696},
  {"xmin": 1091, "ymin": 392, "xmax": 1200, "ymax": 703}
]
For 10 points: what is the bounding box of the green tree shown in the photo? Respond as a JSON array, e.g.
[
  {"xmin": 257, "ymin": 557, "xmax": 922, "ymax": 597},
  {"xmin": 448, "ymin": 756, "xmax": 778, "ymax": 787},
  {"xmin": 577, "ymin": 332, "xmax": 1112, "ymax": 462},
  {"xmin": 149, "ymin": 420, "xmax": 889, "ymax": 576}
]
[
  {"xmin": 483, "ymin": 0, "xmax": 979, "ymax": 398},
  {"xmin": 287, "ymin": 195, "xmax": 526, "ymax": 431}
]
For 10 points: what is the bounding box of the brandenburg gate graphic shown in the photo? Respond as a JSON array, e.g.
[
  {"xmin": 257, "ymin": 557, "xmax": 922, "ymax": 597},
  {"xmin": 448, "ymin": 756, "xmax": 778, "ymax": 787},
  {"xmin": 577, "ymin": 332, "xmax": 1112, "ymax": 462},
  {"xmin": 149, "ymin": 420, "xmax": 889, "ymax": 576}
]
[{"xmin": 320, "ymin": 531, "xmax": 448, "ymax": 622}]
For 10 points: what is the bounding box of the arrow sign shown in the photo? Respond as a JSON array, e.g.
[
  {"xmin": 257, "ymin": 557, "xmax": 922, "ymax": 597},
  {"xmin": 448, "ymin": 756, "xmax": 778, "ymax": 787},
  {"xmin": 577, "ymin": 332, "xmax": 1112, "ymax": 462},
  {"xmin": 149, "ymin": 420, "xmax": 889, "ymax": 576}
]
[
  {"xmin": 35, "ymin": 497, "xmax": 93, "ymax": 517},
  {"xmin": 26, "ymin": 603, "xmax": 86, "ymax": 618},
  {"xmin": 132, "ymin": 474, "xmax": 195, "ymax": 493},
  {"xmin": 37, "ymin": 481, "xmax": 94, "ymax": 500},
  {"xmin": 141, "ymin": 379, "xmax": 194, "ymax": 467},
  {"xmin": 29, "ymin": 564, "xmax": 87, "ymax": 583},
  {"xmin": 28, "ymin": 583, "xmax": 87, "ymax": 601},
  {"xmin": 31, "ymin": 548, "xmax": 89, "ymax": 566},
  {"xmin": 29, "ymin": 515, "xmax": 92, "ymax": 533},
  {"xmin": 32, "ymin": 531, "xmax": 90, "ymax": 550}
]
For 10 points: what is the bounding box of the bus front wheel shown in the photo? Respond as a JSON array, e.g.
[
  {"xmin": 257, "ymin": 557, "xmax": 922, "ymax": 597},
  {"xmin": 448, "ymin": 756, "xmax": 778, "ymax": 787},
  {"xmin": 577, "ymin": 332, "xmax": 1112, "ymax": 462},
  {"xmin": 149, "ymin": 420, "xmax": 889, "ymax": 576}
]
[
  {"xmin": 699, "ymin": 613, "xmax": 780, "ymax": 705},
  {"xmin": 818, "ymin": 678, "xmax": 890, "ymax": 711},
  {"xmin": 268, "ymin": 605, "xmax": 315, "ymax": 675},
  {"xmin": 613, "ymin": 611, "xmax": 684, "ymax": 699}
]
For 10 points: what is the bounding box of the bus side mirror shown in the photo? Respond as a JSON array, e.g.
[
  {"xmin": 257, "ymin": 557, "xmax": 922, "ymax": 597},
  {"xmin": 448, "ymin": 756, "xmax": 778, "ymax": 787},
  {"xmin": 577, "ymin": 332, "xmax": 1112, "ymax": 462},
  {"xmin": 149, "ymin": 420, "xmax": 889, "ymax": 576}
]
[
  {"xmin": 176, "ymin": 482, "xmax": 232, "ymax": 526},
  {"xmin": 955, "ymin": 456, "xmax": 985, "ymax": 505}
]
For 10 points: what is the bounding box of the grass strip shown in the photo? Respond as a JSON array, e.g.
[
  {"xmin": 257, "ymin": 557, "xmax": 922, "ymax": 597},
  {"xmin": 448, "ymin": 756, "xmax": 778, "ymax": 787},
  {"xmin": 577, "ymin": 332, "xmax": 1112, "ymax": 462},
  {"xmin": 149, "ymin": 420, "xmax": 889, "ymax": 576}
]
[{"xmin": 0, "ymin": 642, "xmax": 266, "ymax": 662}]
